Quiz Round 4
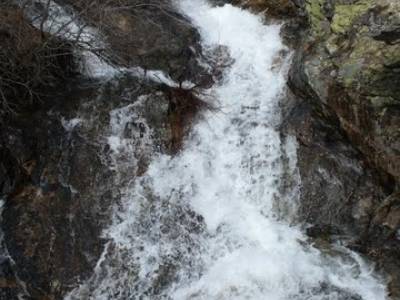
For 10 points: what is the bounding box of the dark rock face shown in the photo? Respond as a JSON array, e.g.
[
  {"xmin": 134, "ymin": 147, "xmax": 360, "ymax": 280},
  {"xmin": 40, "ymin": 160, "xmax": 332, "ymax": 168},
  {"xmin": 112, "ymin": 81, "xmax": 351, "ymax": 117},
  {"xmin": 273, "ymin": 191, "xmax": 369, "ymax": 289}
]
[
  {"xmin": 0, "ymin": 3, "xmax": 76, "ymax": 121},
  {"xmin": 0, "ymin": 0, "xmax": 207, "ymax": 298},
  {"xmin": 283, "ymin": 93, "xmax": 400, "ymax": 299},
  {"xmin": 67, "ymin": 0, "xmax": 207, "ymax": 83},
  {"xmin": 289, "ymin": 0, "xmax": 400, "ymax": 184},
  {"xmin": 282, "ymin": 98, "xmax": 386, "ymax": 236},
  {"xmin": 1, "ymin": 88, "xmax": 113, "ymax": 299}
]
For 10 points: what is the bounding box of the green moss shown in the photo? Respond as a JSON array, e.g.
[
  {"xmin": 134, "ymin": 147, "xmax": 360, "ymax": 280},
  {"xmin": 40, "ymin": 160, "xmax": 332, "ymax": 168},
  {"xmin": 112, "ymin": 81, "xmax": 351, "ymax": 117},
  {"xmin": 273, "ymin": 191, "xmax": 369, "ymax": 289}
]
[
  {"xmin": 331, "ymin": 0, "xmax": 374, "ymax": 34},
  {"xmin": 306, "ymin": 0, "xmax": 325, "ymax": 21},
  {"xmin": 337, "ymin": 33, "xmax": 400, "ymax": 93},
  {"xmin": 306, "ymin": 0, "xmax": 327, "ymax": 36},
  {"xmin": 350, "ymin": 37, "xmax": 381, "ymax": 60},
  {"xmin": 325, "ymin": 35, "xmax": 340, "ymax": 54},
  {"xmin": 350, "ymin": 37, "xmax": 399, "ymax": 69}
]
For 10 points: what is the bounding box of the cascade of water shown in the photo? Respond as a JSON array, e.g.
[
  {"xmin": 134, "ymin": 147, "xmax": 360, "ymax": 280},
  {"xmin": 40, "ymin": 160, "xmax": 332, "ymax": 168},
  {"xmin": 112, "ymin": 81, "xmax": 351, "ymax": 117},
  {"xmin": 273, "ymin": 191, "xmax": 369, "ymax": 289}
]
[{"xmin": 66, "ymin": 1, "xmax": 387, "ymax": 299}]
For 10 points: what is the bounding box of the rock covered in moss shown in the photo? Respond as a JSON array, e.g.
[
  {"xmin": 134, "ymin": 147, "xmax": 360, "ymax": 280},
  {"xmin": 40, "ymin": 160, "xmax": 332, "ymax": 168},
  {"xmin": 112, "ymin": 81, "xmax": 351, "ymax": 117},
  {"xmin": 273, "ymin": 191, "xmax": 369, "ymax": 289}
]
[
  {"xmin": 281, "ymin": 0, "xmax": 400, "ymax": 297},
  {"xmin": 293, "ymin": 0, "xmax": 400, "ymax": 183}
]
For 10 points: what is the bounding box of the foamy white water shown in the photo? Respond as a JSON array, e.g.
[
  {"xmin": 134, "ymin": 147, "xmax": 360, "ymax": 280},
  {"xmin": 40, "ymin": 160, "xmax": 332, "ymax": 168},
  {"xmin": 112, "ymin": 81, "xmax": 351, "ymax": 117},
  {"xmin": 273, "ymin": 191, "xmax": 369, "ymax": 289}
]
[{"xmin": 66, "ymin": 1, "xmax": 387, "ymax": 299}]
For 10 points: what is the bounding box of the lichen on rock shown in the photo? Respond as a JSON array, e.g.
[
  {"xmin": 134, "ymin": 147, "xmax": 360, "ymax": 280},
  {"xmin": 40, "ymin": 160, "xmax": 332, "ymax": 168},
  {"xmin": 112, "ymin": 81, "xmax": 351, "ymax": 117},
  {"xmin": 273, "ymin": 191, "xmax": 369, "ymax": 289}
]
[{"xmin": 331, "ymin": 0, "xmax": 373, "ymax": 34}]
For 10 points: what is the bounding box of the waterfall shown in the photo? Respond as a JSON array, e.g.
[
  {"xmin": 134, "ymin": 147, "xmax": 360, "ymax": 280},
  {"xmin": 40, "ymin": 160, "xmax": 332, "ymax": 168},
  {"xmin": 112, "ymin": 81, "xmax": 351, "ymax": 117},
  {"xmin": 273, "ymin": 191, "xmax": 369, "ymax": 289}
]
[{"xmin": 66, "ymin": 1, "xmax": 387, "ymax": 299}]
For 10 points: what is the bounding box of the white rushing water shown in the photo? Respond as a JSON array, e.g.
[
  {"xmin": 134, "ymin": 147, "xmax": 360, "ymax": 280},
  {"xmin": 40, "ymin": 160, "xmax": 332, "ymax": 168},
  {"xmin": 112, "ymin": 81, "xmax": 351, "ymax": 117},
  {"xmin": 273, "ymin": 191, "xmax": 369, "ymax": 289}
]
[{"xmin": 67, "ymin": 1, "xmax": 387, "ymax": 299}]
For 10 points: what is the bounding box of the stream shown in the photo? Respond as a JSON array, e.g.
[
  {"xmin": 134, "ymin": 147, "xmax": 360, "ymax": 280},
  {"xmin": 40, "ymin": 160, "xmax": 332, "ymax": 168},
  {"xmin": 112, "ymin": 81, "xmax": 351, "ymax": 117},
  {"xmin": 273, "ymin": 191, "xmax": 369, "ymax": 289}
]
[{"xmin": 65, "ymin": 1, "xmax": 387, "ymax": 299}]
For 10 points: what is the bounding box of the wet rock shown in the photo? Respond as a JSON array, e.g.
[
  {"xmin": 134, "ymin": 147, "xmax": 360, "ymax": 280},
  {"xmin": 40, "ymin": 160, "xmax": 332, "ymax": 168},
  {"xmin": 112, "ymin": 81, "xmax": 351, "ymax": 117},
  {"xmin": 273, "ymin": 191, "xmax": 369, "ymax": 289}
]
[
  {"xmin": 230, "ymin": 0, "xmax": 307, "ymax": 46},
  {"xmin": 238, "ymin": 0, "xmax": 301, "ymax": 18},
  {"xmin": 1, "ymin": 96, "xmax": 112, "ymax": 298},
  {"xmin": 370, "ymin": 192, "xmax": 400, "ymax": 240},
  {"xmin": 67, "ymin": 0, "xmax": 206, "ymax": 82},
  {"xmin": 282, "ymin": 88, "xmax": 400, "ymax": 298},
  {"xmin": 0, "ymin": 0, "xmax": 209, "ymax": 298},
  {"xmin": 282, "ymin": 94, "xmax": 386, "ymax": 235},
  {"xmin": 0, "ymin": 75, "xmax": 207, "ymax": 298},
  {"xmin": 310, "ymin": 282, "xmax": 363, "ymax": 300},
  {"xmin": 0, "ymin": 256, "xmax": 19, "ymax": 299},
  {"xmin": 289, "ymin": 0, "xmax": 400, "ymax": 184}
]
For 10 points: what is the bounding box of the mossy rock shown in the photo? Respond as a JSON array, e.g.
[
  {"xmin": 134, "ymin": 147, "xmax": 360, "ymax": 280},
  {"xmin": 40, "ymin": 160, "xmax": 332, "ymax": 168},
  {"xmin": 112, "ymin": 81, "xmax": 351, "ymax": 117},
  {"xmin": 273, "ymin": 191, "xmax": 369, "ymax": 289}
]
[
  {"xmin": 306, "ymin": 0, "xmax": 329, "ymax": 37},
  {"xmin": 331, "ymin": 0, "xmax": 374, "ymax": 34}
]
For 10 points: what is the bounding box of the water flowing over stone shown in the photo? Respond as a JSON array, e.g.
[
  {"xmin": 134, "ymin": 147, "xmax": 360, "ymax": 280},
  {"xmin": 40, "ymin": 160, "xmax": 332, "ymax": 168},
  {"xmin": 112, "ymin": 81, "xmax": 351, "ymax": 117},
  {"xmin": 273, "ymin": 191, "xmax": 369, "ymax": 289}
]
[{"xmin": 66, "ymin": 1, "xmax": 387, "ymax": 299}]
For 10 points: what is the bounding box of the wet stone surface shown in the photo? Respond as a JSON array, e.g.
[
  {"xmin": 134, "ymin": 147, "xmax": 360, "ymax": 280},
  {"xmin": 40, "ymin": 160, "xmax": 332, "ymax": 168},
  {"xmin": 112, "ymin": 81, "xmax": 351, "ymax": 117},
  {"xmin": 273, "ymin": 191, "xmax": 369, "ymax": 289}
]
[{"xmin": 0, "ymin": 0, "xmax": 209, "ymax": 297}]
